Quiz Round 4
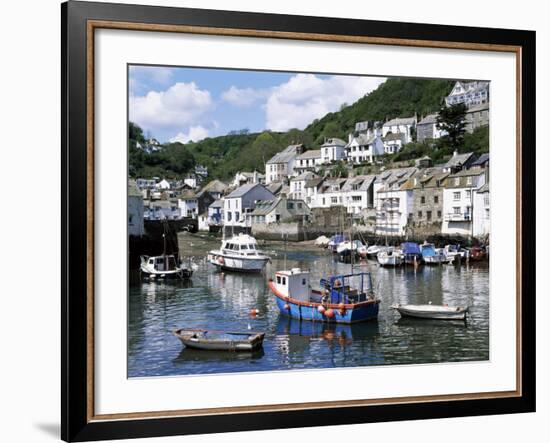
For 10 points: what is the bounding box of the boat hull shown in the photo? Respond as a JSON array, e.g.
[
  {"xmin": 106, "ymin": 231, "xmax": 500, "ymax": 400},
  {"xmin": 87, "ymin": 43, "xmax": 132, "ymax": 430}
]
[
  {"xmin": 392, "ymin": 305, "xmax": 467, "ymax": 320},
  {"xmin": 140, "ymin": 267, "xmax": 193, "ymax": 279},
  {"xmin": 208, "ymin": 252, "xmax": 268, "ymax": 273},
  {"xmin": 270, "ymin": 282, "xmax": 379, "ymax": 324},
  {"xmin": 377, "ymin": 256, "xmax": 403, "ymax": 266},
  {"xmin": 173, "ymin": 329, "xmax": 265, "ymax": 351}
]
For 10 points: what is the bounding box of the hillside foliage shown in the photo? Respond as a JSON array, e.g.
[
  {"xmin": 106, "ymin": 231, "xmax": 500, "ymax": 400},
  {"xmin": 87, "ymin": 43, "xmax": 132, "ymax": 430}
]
[{"xmin": 129, "ymin": 77, "xmax": 488, "ymax": 181}]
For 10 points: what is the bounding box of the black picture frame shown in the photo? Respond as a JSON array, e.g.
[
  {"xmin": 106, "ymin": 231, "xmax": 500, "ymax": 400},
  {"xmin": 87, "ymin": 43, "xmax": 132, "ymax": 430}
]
[{"xmin": 61, "ymin": 1, "xmax": 536, "ymax": 441}]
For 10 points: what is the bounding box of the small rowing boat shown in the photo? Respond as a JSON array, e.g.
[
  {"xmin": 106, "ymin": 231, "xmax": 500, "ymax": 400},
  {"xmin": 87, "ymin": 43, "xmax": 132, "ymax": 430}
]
[
  {"xmin": 173, "ymin": 328, "xmax": 265, "ymax": 351},
  {"xmin": 391, "ymin": 303, "xmax": 468, "ymax": 320}
]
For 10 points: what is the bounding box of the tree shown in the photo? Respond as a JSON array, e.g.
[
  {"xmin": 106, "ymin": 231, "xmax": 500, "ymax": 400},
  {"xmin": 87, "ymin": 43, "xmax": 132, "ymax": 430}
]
[
  {"xmin": 330, "ymin": 161, "xmax": 349, "ymax": 178},
  {"xmin": 436, "ymin": 103, "xmax": 467, "ymax": 150}
]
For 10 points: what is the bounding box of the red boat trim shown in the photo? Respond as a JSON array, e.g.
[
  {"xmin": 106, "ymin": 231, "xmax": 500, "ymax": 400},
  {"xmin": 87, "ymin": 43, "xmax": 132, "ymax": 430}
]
[{"xmin": 268, "ymin": 281, "xmax": 379, "ymax": 309}]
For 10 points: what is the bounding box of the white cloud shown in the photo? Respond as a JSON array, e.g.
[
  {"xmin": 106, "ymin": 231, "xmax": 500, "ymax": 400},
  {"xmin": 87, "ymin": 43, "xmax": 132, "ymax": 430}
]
[
  {"xmin": 129, "ymin": 82, "xmax": 212, "ymax": 134},
  {"xmin": 265, "ymin": 74, "xmax": 386, "ymax": 131},
  {"xmin": 221, "ymin": 86, "xmax": 268, "ymax": 107},
  {"xmin": 170, "ymin": 125, "xmax": 210, "ymax": 144}
]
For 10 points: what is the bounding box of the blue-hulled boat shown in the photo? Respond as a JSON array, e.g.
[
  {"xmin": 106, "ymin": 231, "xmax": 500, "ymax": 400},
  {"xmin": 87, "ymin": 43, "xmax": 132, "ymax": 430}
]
[
  {"xmin": 269, "ymin": 268, "xmax": 380, "ymax": 324},
  {"xmin": 400, "ymin": 242, "xmax": 422, "ymax": 266},
  {"xmin": 421, "ymin": 243, "xmax": 446, "ymax": 264}
]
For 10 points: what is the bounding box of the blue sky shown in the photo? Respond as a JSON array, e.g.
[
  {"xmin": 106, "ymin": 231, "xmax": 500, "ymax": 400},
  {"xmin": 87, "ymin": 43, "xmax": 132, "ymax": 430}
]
[{"xmin": 129, "ymin": 65, "xmax": 385, "ymax": 144}]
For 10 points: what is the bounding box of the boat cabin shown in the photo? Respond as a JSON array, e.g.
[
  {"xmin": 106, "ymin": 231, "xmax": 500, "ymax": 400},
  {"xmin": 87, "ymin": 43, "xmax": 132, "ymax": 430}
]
[
  {"xmin": 274, "ymin": 269, "xmax": 311, "ymax": 302},
  {"xmin": 320, "ymin": 273, "xmax": 374, "ymax": 304},
  {"xmin": 220, "ymin": 234, "xmax": 262, "ymax": 257},
  {"xmin": 143, "ymin": 255, "xmax": 178, "ymax": 271}
]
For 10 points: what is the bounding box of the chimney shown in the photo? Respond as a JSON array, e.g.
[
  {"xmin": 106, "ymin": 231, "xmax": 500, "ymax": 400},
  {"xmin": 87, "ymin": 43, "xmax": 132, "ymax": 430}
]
[{"xmin": 453, "ymin": 150, "xmax": 458, "ymax": 157}]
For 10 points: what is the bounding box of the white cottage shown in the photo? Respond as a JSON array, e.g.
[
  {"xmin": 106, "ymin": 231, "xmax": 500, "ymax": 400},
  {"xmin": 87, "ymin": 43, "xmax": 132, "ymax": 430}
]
[
  {"xmin": 442, "ymin": 169, "xmax": 487, "ymax": 236},
  {"xmin": 345, "ymin": 133, "xmax": 385, "ymax": 164},
  {"xmin": 128, "ymin": 180, "xmax": 145, "ymax": 236},
  {"xmin": 382, "ymin": 116, "xmax": 417, "ymax": 144},
  {"xmin": 320, "ymin": 138, "xmax": 347, "ymax": 164},
  {"xmin": 224, "ymin": 183, "xmax": 275, "ymax": 228},
  {"xmin": 445, "ymin": 80, "xmax": 489, "ymax": 108},
  {"xmin": 265, "ymin": 144, "xmax": 304, "ymax": 184}
]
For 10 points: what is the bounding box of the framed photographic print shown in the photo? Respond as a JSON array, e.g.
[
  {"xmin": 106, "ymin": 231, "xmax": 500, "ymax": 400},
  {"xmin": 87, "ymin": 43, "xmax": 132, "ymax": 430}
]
[{"xmin": 61, "ymin": 0, "xmax": 536, "ymax": 441}]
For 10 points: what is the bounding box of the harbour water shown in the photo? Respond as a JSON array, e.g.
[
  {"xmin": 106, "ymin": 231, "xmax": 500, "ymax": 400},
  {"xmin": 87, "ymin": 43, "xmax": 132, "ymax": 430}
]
[{"xmin": 128, "ymin": 233, "xmax": 489, "ymax": 377}]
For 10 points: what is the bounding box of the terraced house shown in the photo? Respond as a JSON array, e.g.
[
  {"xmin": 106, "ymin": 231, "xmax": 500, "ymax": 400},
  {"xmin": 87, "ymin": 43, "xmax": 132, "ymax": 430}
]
[{"xmin": 409, "ymin": 167, "xmax": 449, "ymax": 231}]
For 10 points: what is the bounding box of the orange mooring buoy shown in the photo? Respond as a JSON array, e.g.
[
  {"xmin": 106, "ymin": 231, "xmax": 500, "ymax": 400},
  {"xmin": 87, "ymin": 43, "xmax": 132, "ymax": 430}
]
[{"xmin": 249, "ymin": 308, "xmax": 260, "ymax": 317}]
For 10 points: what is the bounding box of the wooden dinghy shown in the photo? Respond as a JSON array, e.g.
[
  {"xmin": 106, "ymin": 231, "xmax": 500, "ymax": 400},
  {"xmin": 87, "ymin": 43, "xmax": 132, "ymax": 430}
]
[
  {"xmin": 391, "ymin": 303, "xmax": 468, "ymax": 320},
  {"xmin": 173, "ymin": 328, "xmax": 265, "ymax": 351}
]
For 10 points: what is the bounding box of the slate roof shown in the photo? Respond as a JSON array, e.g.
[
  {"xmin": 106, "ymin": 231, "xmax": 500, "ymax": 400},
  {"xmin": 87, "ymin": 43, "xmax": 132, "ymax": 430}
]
[
  {"xmin": 471, "ymin": 153, "xmax": 489, "ymax": 166},
  {"xmin": 321, "ymin": 138, "xmax": 346, "ymax": 147},
  {"xmin": 201, "ymin": 179, "xmax": 227, "ymax": 193},
  {"xmin": 304, "ymin": 177, "xmax": 324, "ymax": 188},
  {"xmin": 383, "ymin": 116, "xmax": 416, "ymax": 127},
  {"xmin": 444, "ymin": 152, "xmax": 475, "ymax": 169},
  {"xmin": 226, "ymin": 183, "xmax": 262, "ymax": 198},
  {"xmin": 418, "ymin": 113, "xmax": 438, "ymax": 125},
  {"xmin": 291, "ymin": 171, "xmax": 316, "ymax": 181},
  {"xmin": 296, "ymin": 149, "xmax": 321, "ymax": 160},
  {"xmin": 209, "ymin": 199, "xmax": 223, "ymax": 209},
  {"xmin": 348, "ymin": 133, "xmax": 376, "ymax": 146},
  {"xmin": 341, "ymin": 175, "xmax": 376, "ymax": 192},
  {"xmin": 266, "ymin": 182, "xmax": 283, "ymax": 195},
  {"xmin": 179, "ymin": 190, "xmax": 197, "ymax": 200},
  {"xmin": 477, "ymin": 183, "xmax": 490, "ymax": 193},
  {"xmin": 383, "ymin": 132, "xmax": 406, "ymax": 142},
  {"xmin": 266, "ymin": 144, "xmax": 303, "ymax": 164}
]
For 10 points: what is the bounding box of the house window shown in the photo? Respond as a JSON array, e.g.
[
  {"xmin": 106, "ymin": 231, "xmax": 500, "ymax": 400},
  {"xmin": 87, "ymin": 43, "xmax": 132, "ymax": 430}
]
[
  {"xmin": 437, "ymin": 210, "xmax": 442, "ymax": 218},
  {"xmin": 466, "ymin": 176, "xmax": 473, "ymax": 185},
  {"xmin": 434, "ymin": 195, "xmax": 439, "ymax": 204},
  {"xmin": 453, "ymin": 191, "xmax": 461, "ymax": 201},
  {"xmin": 427, "ymin": 211, "xmax": 432, "ymax": 221},
  {"xmin": 453, "ymin": 207, "xmax": 461, "ymax": 215},
  {"xmin": 235, "ymin": 211, "xmax": 239, "ymax": 221},
  {"xmin": 420, "ymin": 196, "xmax": 425, "ymax": 204},
  {"xmin": 331, "ymin": 197, "xmax": 338, "ymax": 204},
  {"xmin": 322, "ymin": 198, "xmax": 326, "ymax": 205},
  {"xmin": 484, "ymin": 194, "xmax": 490, "ymax": 206},
  {"xmin": 227, "ymin": 212, "xmax": 232, "ymax": 221},
  {"xmin": 417, "ymin": 211, "xmax": 422, "ymax": 218},
  {"xmin": 287, "ymin": 202, "xmax": 294, "ymax": 210},
  {"xmin": 298, "ymin": 202, "xmax": 303, "ymax": 209},
  {"xmin": 352, "ymin": 196, "xmax": 361, "ymax": 202},
  {"xmin": 465, "ymin": 190, "xmax": 471, "ymax": 200},
  {"xmin": 454, "ymin": 178, "xmax": 460, "ymax": 186}
]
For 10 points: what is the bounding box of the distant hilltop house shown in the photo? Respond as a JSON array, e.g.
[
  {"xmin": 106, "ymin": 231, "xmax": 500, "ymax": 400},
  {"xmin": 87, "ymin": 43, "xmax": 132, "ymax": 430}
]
[
  {"xmin": 443, "ymin": 151, "xmax": 477, "ymax": 174},
  {"xmin": 465, "ymin": 103, "xmax": 490, "ymax": 133},
  {"xmin": 232, "ymin": 171, "xmax": 265, "ymax": 188},
  {"xmin": 382, "ymin": 116, "xmax": 417, "ymax": 145},
  {"xmin": 416, "ymin": 114, "xmax": 446, "ymax": 142},
  {"xmin": 194, "ymin": 164, "xmax": 208, "ymax": 178},
  {"xmin": 382, "ymin": 132, "xmax": 407, "ymax": 154},
  {"xmin": 320, "ymin": 138, "xmax": 347, "ymax": 164},
  {"xmin": 445, "ymin": 80, "xmax": 489, "ymax": 108},
  {"xmin": 345, "ymin": 132, "xmax": 385, "ymax": 164},
  {"xmin": 265, "ymin": 144, "xmax": 305, "ymax": 184}
]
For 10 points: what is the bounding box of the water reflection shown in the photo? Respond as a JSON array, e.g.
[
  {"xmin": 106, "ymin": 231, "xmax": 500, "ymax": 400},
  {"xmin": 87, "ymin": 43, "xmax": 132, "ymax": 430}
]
[{"xmin": 128, "ymin": 235, "xmax": 489, "ymax": 377}]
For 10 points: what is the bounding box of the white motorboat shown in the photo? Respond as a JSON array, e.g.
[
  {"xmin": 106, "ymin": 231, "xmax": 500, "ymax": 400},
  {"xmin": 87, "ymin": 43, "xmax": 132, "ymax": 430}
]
[
  {"xmin": 140, "ymin": 254, "xmax": 193, "ymax": 280},
  {"xmin": 366, "ymin": 245, "xmax": 385, "ymax": 259},
  {"xmin": 336, "ymin": 240, "xmax": 367, "ymax": 257},
  {"xmin": 391, "ymin": 303, "xmax": 469, "ymax": 320},
  {"xmin": 208, "ymin": 233, "xmax": 270, "ymax": 272},
  {"xmin": 377, "ymin": 247, "xmax": 403, "ymax": 266},
  {"xmin": 442, "ymin": 244, "xmax": 469, "ymax": 264}
]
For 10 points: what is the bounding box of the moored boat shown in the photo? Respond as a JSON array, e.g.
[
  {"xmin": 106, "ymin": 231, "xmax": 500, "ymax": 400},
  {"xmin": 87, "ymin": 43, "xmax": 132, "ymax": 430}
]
[
  {"xmin": 327, "ymin": 234, "xmax": 348, "ymax": 253},
  {"xmin": 269, "ymin": 268, "xmax": 380, "ymax": 324},
  {"xmin": 391, "ymin": 303, "xmax": 469, "ymax": 320},
  {"xmin": 336, "ymin": 240, "xmax": 367, "ymax": 262},
  {"xmin": 207, "ymin": 233, "xmax": 270, "ymax": 272},
  {"xmin": 421, "ymin": 243, "xmax": 446, "ymax": 265},
  {"xmin": 366, "ymin": 245, "xmax": 385, "ymax": 259},
  {"xmin": 173, "ymin": 328, "xmax": 265, "ymax": 351},
  {"xmin": 140, "ymin": 254, "xmax": 193, "ymax": 280},
  {"xmin": 400, "ymin": 242, "xmax": 422, "ymax": 266},
  {"xmin": 377, "ymin": 247, "xmax": 403, "ymax": 267},
  {"xmin": 468, "ymin": 246, "xmax": 488, "ymax": 261},
  {"xmin": 442, "ymin": 244, "xmax": 469, "ymax": 264}
]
